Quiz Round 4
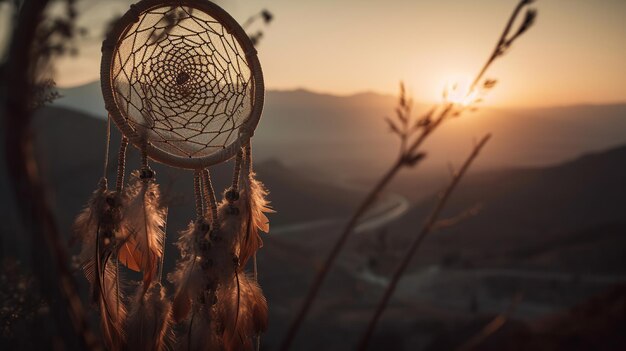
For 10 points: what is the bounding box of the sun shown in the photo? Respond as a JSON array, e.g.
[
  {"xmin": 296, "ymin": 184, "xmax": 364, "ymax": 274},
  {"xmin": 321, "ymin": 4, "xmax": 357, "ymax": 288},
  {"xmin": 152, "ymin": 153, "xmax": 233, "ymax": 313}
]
[{"xmin": 442, "ymin": 78, "xmax": 478, "ymax": 106}]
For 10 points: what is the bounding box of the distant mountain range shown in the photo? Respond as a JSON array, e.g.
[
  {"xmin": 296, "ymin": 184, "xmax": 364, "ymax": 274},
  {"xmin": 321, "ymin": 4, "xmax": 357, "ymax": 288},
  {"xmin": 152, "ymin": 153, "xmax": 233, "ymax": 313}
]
[
  {"xmin": 32, "ymin": 105, "xmax": 362, "ymax": 236},
  {"xmin": 56, "ymin": 82, "xmax": 626, "ymax": 187},
  {"xmin": 24, "ymin": 97, "xmax": 626, "ymax": 350},
  {"xmin": 376, "ymin": 143, "xmax": 626, "ymax": 275}
]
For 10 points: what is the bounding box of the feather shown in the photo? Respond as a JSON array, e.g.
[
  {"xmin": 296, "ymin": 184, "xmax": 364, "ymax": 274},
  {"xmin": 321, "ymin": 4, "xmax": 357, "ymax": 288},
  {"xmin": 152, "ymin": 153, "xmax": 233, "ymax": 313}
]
[
  {"xmin": 171, "ymin": 185, "xmax": 269, "ymax": 350},
  {"xmin": 123, "ymin": 171, "xmax": 166, "ymax": 288},
  {"xmin": 214, "ymin": 195, "xmax": 268, "ymax": 351},
  {"xmin": 75, "ymin": 186, "xmax": 112, "ymax": 267},
  {"xmin": 219, "ymin": 273, "xmax": 268, "ymax": 351},
  {"xmin": 170, "ymin": 222, "xmax": 222, "ymax": 349},
  {"xmin": 126, "ymin": 282, "xmax": 173, "ymax": 351},
  {"xmin": 98, "ymin": 259, "xmax": 127, "ymax": 351},
  {"xmin": 211, "ymin": 197, "xmax": 240, "ymax": 282},
  {"xmin": 239, "ymin": 172, "xmax": 274, "ymax": 267},
  {"xmin": 170, "ymin": 221, "xmax": 206, "ymax": 323},
  {"xmin": 74, "ymin": 184, "xmax": 127, "ymax": 350},
  {"xmin": 178, "ymin": 307, "xmax": 222, "ymax": 351}
]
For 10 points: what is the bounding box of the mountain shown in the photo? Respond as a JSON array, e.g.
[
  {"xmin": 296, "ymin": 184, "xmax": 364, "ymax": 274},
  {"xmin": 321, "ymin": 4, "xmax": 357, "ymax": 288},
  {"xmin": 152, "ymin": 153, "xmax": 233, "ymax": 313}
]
[
  {"xmin": 9, "ymin": 99, "xmax": 624, "ymax": 351},
  {"xmin": 32, "ymin": 104, "xmax": 366, "ymax": 231},
  {"xmin": 56, "ymin": 82, "xmax": 626, "ymax": 192},
  {"xmin": 378, "ymin": 144, "xmax": 626, "ymax": 273}
]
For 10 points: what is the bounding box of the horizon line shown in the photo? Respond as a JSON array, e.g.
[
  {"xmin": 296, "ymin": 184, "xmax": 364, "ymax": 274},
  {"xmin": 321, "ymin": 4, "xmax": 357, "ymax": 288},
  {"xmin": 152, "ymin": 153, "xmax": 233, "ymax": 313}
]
[{"xmin": 59, "ymin": 80, "xmax": 626, "ymax": 110}]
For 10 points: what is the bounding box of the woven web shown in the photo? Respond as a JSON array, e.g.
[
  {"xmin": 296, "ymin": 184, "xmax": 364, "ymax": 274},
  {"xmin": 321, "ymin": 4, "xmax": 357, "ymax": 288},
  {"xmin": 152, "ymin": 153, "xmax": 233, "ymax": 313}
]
[{"xmin": 111, "ymin": 5, "xmax": 253, "ymax": 160}]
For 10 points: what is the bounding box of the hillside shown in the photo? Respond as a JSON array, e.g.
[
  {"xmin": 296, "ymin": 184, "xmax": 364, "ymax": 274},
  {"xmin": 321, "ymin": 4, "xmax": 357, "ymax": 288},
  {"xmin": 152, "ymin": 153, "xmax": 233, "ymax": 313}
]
[
  {"xmin": 14, "ymin": 103, "xmax": 626, "ymax": 350},
  {"xmin": 380, "ymin": 144, "xmax": 626, "ymax": 273},
  {"xmin": 56, "ymin": 82, "xmax": 626, "ymax": 189},
  {"xmin": 33, "ymin": 105, "xmax": 362, "ymax": 232}
]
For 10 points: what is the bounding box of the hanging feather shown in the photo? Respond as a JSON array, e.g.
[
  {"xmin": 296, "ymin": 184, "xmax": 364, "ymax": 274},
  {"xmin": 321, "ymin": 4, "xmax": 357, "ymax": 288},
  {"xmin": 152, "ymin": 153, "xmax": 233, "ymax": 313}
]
[
  {"xmin": 126, "ymin": 282, "xmax": 173, "ymax": 351},
  {"xmin": 212, "ymin": 192, "xmax": 268, "ymax": 351},
  {"xmin": 179, "ymin": 306, "xmax": 222, "ymax": 351},
  {"xmin": 170, "ymin": 220, "xmax": 209, "ymax": 323},
  {"xmin": 239, "ymin": 169, "xmax": 274, "ymax": 267},
  {"xmin": 122, "ymin": 170, "xmax": 167, "ymax": 289},
  {"xmin": 74, "ymin": 182, "xmax": 127, "ymax": 350},
  {"xmin": 85, "ymin": 259, "xmax": 127, "ymax": 351},
  {"xmin": 170, "ymin": 217, "xmax": 227, "ymax": 350},
  {"xmin": 172, "ymin": 153, "xmax": 268, "ymax": 350},
  {"xmin": 218, "ymin": 273, "xmax": 268, "ymax": 351}
]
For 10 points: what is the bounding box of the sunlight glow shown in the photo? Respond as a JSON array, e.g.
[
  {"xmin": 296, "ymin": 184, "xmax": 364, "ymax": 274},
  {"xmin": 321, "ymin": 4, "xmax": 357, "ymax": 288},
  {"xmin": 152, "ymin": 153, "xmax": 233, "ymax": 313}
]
[{"xmin": 442, "ymin": 79, "xmax": 478, "ymax": 107}]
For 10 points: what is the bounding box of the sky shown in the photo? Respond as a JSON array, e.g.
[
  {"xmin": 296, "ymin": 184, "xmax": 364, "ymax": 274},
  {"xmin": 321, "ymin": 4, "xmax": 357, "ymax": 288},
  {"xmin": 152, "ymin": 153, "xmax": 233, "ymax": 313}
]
[{"xmin": 2, "ymin": 0, "xmax": 625, "ymax": 107}]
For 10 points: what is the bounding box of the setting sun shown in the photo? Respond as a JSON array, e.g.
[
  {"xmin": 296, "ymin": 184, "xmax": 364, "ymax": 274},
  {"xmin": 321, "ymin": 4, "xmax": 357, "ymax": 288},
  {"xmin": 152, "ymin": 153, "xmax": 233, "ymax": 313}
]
[{"xmin": 442, "ymin": 79, "xmax": 481, "ymax": 107}]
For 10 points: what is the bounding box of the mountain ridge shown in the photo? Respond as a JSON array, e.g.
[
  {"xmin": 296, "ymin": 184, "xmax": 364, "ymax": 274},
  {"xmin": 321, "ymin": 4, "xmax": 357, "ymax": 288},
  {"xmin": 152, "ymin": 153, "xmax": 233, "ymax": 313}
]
[
  {"xmin": 377, "ymin": 141, "xmax": 626, "ymax": 273},
  {"xmin": 54, "ymin": 81, "xmax": 626, "ymax": 200}
]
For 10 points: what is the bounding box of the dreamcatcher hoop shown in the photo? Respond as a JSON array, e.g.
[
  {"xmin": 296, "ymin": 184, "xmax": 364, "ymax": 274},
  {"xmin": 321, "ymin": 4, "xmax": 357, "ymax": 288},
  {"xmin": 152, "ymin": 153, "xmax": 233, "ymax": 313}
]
[{"xmin": 101, "ymin": 0, "xmax": 264, "ymax": 169}]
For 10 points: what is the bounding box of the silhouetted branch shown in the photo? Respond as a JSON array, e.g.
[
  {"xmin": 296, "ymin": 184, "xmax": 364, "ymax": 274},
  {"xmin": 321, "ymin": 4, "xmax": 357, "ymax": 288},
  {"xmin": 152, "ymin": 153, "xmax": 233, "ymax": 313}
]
[
  {"xmin": 279, "ymin": 1, "xmax": 536, "ymax": 349},
  {"xmin": 1, "ymin": 0, "xmax": 99, "ymax": 349},
  {"xmin": 244, "ymin": 9, "xmax": 273, "ymax": 46},
  {"xmin": 356, "ymin": 134, "xmax": 492, "ymax": 350}
]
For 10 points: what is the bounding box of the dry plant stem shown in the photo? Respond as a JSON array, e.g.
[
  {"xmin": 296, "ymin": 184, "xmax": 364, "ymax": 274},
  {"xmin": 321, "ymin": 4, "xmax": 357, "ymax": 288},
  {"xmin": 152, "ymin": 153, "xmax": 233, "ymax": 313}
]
[
  {"xmin": 281, "ymin": 72, "xmax": 468, "ymax": 351},
  {"xmin": 470, "ymin": 0, "xmax": 532, "ymax": 92},
  {"xmin": 2, "ymin": 1, "xmax": 99, "ymax": 350},
  {"xmin": 357, "ymin": 134, "xmax": 492, "ymax": 350},
  {"xmin": 280, "ymin": 1, "xmax": 534, "ymax": 348},
  {"xmin": 279, "ymin": 159, "xmax": 408, "ymax": 351}
]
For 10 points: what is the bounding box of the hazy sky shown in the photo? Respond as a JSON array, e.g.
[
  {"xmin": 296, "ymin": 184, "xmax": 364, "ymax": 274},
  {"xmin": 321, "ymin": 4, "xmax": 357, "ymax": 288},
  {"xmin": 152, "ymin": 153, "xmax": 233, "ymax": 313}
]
[{"xmin": 6, "ymin": 0, "xmax": 624, "ymax": 107}]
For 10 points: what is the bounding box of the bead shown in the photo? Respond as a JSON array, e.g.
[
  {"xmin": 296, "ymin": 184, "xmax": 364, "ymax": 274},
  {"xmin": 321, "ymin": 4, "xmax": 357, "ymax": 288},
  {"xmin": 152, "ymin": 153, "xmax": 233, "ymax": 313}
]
[
  {"xmin": 225, "ymin": 189, "xmax": 239, "ymax": 202},
  {"xmin": 140, "ymin": 168, "xmax": 154, "ymax": 179}
]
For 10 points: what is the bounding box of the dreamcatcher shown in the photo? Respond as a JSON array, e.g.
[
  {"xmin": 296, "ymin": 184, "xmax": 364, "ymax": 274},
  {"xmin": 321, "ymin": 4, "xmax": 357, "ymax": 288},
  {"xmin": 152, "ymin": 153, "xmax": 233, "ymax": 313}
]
[{"xmin": 73, "ymin": 0, "xmax": 270, "ymax": 350}]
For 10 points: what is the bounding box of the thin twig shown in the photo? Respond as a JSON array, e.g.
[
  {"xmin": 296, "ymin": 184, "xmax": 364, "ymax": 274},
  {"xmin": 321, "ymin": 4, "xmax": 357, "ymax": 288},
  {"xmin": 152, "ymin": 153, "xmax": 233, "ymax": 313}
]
[
  {"xmin": 279, "ymin": 158, "xmax": 409, "ymax": 350},
  {"xmin": 279, "ymin": 1, "xmax": 536, "ymax": 348},
  {"xmin": 356, "ymin": 134, "xmax": 492, "ymax": 350},
  {"xmin": 469, "ymin": 0, "xmax": 535, "ymax": 92}
]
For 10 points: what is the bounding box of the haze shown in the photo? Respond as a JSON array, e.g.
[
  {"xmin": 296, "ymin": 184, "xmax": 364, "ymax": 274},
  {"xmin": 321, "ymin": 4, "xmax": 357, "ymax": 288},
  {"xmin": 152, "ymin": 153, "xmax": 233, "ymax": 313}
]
[{"xmin": 3, "ymin": 0, "xmax": 622, "ymax": 108}]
